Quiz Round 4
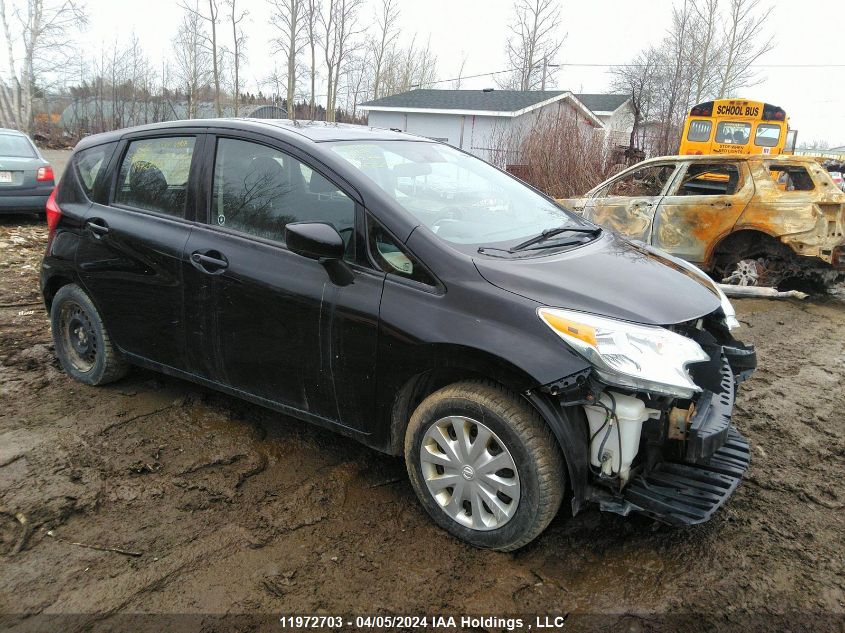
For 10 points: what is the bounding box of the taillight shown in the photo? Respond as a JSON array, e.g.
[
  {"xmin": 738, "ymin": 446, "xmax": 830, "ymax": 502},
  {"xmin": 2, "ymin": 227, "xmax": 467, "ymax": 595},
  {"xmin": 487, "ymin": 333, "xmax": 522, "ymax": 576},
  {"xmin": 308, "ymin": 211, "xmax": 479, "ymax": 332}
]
[
  {"xmin": 36, "ymin": 165, "xmax": 54, "ymax": 182},
  {"xmin": 46, "ymin": 188, "xmax": 61, "ymax": 237}
]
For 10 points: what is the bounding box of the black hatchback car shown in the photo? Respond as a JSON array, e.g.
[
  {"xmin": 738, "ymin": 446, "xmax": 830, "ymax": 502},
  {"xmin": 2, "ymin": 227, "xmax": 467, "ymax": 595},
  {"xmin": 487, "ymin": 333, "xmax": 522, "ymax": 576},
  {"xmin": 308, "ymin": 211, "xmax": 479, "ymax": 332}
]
[{"xmin": 41, "ymin": 119, "xmax": 756, "ymax": 550}]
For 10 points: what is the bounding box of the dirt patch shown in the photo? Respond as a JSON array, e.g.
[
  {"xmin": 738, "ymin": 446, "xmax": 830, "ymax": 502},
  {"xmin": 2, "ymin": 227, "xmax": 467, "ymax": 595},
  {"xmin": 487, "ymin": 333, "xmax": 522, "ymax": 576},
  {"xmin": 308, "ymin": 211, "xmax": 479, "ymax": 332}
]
[{"xmin": 1, "ymin": 218, "xmax": 844, "ymax": 632}]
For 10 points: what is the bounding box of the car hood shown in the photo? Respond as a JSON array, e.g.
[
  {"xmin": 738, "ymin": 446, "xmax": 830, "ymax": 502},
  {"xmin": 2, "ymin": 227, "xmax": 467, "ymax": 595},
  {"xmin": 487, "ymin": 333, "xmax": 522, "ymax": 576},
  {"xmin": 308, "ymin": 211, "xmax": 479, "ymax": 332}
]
[{"xmin": 473, "ymin": 232, "xmax": 721, "ymax": 325}]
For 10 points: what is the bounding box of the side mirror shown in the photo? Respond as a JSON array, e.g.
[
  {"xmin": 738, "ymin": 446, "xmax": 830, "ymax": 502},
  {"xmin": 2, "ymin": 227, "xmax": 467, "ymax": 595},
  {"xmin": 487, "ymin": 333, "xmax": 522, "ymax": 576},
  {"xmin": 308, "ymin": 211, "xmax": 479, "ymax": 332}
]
[{"xmin": 285, "ymin": 222, "xmax": 344, "ymax": 261}]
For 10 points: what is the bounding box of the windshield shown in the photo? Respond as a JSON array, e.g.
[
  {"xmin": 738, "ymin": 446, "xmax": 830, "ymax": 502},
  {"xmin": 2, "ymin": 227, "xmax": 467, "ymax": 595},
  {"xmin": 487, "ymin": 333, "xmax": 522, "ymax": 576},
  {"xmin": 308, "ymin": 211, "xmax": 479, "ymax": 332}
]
[
  {"xmin": 0, "ymin": 134, "xmax": 36, "ymax": 158},
  {"xmin": 327, "ymin": 140, "xmax": 585, "ymax": 246}
]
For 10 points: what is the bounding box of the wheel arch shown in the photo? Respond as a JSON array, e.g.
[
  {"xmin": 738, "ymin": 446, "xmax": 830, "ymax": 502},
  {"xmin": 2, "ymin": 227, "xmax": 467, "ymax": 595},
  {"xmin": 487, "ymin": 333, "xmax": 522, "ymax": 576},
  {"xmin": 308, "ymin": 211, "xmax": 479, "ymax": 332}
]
[
  {"xmin": 707, "ymin": 228, "xmax": 788, "ymax": 271},
  {"xmin": 385, "ymin": 345, "xmax": 591, "ymax": 516},
  {"xmin": 386, "ymin": 344, "xmax": 536, "ymax": 457},
  {"xmin": 42, "ymin": 273, "xmax": 77, "ymax": 313}
]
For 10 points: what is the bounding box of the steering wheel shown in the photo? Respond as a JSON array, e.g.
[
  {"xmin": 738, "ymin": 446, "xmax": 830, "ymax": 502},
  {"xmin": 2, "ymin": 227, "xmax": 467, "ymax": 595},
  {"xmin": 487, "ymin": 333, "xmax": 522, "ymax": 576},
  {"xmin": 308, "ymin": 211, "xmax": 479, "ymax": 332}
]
[{"xmin": 431, "ymin": 206, "xmax": 465, "ymax": 234}]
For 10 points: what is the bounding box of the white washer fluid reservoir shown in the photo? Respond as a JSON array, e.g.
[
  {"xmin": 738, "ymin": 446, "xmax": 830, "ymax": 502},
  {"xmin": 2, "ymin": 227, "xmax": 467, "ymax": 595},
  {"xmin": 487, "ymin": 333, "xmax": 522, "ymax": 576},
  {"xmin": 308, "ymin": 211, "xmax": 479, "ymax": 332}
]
[{"xmin": 584, "ymin": 392, "xmax": 659, "ymax": 483}]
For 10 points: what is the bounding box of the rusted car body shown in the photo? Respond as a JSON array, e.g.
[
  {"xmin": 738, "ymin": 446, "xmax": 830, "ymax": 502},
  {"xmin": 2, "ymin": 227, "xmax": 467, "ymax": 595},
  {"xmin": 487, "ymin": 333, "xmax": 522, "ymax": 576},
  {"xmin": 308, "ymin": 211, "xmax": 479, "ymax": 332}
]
[{"xmin": 559, "ymin": 155, "xmax": 845, "ymax": 284}]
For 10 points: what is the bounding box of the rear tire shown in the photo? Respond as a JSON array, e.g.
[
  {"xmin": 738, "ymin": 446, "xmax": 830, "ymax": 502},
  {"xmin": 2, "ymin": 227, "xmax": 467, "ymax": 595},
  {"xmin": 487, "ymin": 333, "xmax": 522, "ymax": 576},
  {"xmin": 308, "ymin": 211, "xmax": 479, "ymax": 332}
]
[
  {"xmin": 50, "ymin": 284, "xmax": 129, "ymax": 385},
  {"xmin": 404, "ymin": 380, "xmax": 564, "ymax": 551}
]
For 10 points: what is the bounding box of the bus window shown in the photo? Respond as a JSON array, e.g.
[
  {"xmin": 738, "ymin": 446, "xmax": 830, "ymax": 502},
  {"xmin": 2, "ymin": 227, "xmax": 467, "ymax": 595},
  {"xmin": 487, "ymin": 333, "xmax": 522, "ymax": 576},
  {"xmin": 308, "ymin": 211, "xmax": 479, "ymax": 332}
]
[
  {"xmin": 715, "ymin": 122, "xmax": 751, "ymax": 145},
  {"xmin": 687, "ymin": 120, "xmax": 712, "ymax": 142},
  {"xmin": 754, "ymin": 124, "xmax": 781, "ymax": 147}
]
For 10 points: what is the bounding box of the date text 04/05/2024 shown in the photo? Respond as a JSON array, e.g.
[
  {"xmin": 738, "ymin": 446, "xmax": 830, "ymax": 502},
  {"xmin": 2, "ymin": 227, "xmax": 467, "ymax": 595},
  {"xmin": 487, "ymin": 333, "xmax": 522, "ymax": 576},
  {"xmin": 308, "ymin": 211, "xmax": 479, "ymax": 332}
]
[{"xmin": 278, "ymin": 615, "xmax": 571, "ymax": 630}]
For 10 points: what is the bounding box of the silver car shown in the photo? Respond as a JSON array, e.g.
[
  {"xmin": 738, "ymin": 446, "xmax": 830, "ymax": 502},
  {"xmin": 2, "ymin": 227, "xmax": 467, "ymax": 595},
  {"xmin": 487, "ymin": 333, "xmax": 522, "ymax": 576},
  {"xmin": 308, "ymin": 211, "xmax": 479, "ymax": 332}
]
[{"xmin": 0, "ymin": 128, "xmax": 54, "ymax": 213}]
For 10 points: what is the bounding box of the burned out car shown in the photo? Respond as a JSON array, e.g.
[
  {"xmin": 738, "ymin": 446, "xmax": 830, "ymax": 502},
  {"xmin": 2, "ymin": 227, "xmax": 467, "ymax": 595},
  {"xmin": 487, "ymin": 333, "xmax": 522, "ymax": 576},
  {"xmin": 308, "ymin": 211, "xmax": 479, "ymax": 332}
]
[
  {"xmin": 42, "ymin": 120, "xmax": 755, "ymax": 551},
  {"xmin": 560, "ymin": 155, "xmax": 845, "ymax": 286}
]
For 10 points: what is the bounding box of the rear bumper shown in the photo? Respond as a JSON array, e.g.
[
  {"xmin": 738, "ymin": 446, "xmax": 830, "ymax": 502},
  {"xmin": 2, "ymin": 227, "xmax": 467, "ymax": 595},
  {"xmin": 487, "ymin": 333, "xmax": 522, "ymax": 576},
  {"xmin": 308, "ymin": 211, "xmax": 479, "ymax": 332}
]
[{"xmin": 0, "ymin": 193, "xmax": 50, "ymax": 213}]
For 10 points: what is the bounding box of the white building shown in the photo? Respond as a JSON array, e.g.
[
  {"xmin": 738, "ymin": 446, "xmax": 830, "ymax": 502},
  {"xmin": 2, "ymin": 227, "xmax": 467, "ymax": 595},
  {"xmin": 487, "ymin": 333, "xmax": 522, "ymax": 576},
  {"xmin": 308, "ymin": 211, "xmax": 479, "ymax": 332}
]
[
  {"xmin": 358, "ymin": 89, "xmax": 614, "ymax": 164},
  {"xmin": 574, "ymin": 94, "xmax": 635, "ymax": 147}
]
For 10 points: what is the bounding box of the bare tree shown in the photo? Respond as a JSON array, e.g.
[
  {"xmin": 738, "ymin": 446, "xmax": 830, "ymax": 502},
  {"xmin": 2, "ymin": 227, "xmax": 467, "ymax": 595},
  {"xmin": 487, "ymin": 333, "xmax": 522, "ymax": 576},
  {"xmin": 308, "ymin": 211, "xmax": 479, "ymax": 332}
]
[
  {"xmin": 320, "ymin": 0, "xmax": 364, "ymax": 122},
  {"xmin": 717, "ymin": 0, "xmax": 774, "ymax": 97},
  {"xmin": 178, "ymin": 0, "xmax": 223, "ymax": 116},
  {"xmin": 499, "ymin": 0, "xmax": 564, "ymax": 91},
  {"xmin": 304, "ymin": 0, "xmax": 320, "ymax": 119},
  {"xmin": 690, "ymin": 0, "xmax": 721, "ymax": 102},
  {"xmin": 224, "ymin": 0, "xmax": 247, "ymax": 116},
  {"xmin": 450, "ymin": 53, "xmax": 468, "ymax": 90},
  {"xmin": 342, "ymin": 46, "xmax": 372, "ymax": 119},
  {"xmin": 612, "ymin": 0, "xmax": 776, "ymax": 157},
  {"xmin": 611, "ymin": 47, "xmax": 658, "ymax": 151},
  {"xmin": 369, "ymin": 0, "xmax": 398, "ymax": 100},
  {"xmin": 379, "ymin": 34, "xmax": 438, "ymax": 97},
  {"xmin": 0, "ymin": 0, "xmax": 87, "ymax": 133},
  {"xmin": 173, "ymin": 4, "xmax": 212, "ymax": 118},
  {"xmin": 269, "ymin": 0, "xmax": 306, "ymax": 119}
]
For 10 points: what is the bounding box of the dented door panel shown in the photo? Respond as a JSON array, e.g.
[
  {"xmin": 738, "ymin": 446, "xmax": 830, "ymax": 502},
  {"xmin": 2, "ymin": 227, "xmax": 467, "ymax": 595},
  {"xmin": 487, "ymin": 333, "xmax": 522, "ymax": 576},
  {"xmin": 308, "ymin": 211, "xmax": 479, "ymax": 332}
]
[
  {"xmin": 652, "ymin": 161, "xmax": 753, "ymax": 264},
  {"xmin": 581, "ymin": 163, "xmax": 680, "ymax": 242}
]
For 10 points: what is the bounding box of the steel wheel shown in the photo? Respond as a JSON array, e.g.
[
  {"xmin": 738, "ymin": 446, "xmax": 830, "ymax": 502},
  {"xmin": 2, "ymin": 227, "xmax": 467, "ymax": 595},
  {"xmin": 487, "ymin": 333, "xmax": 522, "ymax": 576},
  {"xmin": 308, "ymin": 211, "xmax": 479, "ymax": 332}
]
[
  {"xmin": 420, "ymin": 415, "xmax": 520, "ymax": 531},
  {"xmin": 58, "ymin": 301, "xmax": 98, "ymax": 373}
]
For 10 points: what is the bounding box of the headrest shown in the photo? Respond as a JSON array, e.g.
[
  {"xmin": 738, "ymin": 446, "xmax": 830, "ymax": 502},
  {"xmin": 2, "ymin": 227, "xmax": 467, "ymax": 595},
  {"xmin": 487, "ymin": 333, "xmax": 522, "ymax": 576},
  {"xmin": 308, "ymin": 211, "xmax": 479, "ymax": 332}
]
[
  {"xmin": 247, "ymin": 156, "xmax": 289, "ymax": 191},
  {"xmin": 129, "ymin": 161, "xmax": 167, "ymax": 198},
  {"xmin": 309, "ymin": 171, "xmax": 340, "ymax": 194}
]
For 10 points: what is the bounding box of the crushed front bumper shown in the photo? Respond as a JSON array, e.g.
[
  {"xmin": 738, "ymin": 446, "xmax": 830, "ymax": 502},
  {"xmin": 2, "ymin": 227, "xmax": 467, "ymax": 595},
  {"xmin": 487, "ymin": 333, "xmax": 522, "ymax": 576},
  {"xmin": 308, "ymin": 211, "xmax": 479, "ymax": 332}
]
[
  {"xmin": 600, "ymin": 344, "xmax": 756, "ymax": 526},
  {"xmin": 622, "ymin": 427, "xmax": 750, "ymax": 525}
]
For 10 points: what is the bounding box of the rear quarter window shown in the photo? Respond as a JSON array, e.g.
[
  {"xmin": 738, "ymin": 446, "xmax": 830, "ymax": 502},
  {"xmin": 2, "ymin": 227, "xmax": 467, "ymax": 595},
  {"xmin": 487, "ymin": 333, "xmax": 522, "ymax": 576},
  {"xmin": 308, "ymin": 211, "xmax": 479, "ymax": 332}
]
[
  {"xmin": 768, "ymin": 165, "xmax": 815, "ymax": 191},
  {"xmin": 74, "ymin": 143, "xmax": 117, "ymax": 200}
]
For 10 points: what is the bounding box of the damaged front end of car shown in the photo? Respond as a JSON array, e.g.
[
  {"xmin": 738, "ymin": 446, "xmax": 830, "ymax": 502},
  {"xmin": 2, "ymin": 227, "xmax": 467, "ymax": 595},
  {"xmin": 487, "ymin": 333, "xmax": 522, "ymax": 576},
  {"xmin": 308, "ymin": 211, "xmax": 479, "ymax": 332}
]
[{"xmin": 536, "ymin": 278, "xmax": 755, "ymax": 526}]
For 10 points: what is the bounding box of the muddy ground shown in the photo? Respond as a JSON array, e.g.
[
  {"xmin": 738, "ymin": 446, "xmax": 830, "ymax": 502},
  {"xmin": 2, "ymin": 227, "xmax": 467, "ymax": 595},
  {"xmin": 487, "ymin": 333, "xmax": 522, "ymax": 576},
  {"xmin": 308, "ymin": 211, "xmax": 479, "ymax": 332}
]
[{"xmin": 0, "ymin": 212, "xmax": 843, "ymax": 633}]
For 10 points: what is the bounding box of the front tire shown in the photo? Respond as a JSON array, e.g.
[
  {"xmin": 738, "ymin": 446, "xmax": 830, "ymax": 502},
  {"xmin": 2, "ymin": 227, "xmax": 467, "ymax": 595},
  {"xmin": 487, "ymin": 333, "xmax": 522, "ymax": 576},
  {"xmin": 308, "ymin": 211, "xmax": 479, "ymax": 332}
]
[
  {"xmin": 404, "ymin": 380, "xmax": 564, "ymax": 551},
  {"xmin": 50, "ymin": 284, "xmax": 129, "ymax": 385}
]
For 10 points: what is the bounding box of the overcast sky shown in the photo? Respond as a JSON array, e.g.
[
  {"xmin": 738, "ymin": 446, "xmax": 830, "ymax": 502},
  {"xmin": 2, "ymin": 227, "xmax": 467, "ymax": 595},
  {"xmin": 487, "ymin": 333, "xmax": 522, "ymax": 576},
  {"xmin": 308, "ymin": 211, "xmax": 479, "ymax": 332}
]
[{"xmin": 81, "ymin": 0, "xmax": 844, "ymax": 146}]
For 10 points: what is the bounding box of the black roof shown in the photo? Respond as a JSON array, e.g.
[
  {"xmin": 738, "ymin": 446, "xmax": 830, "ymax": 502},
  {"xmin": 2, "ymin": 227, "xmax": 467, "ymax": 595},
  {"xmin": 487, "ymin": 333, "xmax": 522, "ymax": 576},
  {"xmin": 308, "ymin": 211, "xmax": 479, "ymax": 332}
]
[
  {"xmin": 575, "ymin": 94, "xmax": 630, "ymax": 113},
  {"xmin": 359, "ymin": 89, "xmax": 568, "ymax": 113}
]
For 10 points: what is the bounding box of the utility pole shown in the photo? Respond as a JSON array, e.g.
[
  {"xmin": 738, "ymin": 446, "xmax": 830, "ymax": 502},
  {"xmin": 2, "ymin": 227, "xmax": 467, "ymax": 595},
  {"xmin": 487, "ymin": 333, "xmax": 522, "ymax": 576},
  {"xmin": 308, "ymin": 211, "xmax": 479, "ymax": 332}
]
[{"xmin": 541, "ymin": 55, "xmax": 547, "ymax": 91}]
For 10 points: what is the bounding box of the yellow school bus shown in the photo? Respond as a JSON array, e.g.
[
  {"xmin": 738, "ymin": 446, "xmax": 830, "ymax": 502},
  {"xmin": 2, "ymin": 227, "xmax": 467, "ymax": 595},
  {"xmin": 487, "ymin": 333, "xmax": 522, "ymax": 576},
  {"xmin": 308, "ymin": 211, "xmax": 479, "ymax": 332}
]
[{"xmin": 679, "ymin": 99, "xmax": 797, "ymax": 156}]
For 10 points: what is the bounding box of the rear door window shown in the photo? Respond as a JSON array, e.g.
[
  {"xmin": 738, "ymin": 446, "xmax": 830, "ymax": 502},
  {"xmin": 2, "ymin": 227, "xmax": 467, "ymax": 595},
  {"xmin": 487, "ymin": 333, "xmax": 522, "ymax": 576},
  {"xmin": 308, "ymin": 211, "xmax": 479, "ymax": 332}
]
[
  {"xmin": 675, "ymin": 163, "xmax": 742, "ymax": 196},
  {"xmin": 0, "ymin": 134, "xmax": 36, "ymax": 158},
  {"xmin": 114, "ymin": 136, "xmax": 196, "ymax": 217},
  {"xmin": 715, "ymin": 121, "xmax": 751, "ymax": 145},
  {"xmin": 754, "ymin": 124, "xmax": 781, "ymax": 148}
]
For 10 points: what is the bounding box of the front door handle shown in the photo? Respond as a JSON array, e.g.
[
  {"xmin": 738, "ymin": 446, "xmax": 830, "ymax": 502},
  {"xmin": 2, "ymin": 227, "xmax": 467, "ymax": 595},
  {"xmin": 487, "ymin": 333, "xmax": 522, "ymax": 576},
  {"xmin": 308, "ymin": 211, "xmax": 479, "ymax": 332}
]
[
  {"xmin": 86, "ymin": 219, "xmax": 109, "ymax": 237},
  {"xmin": 710, "ymin": 201, "xmax": 733, "ymax": 208},
  {"xmin": 190, "ymin": 250, "xmax": 229, "ymax": 273}
]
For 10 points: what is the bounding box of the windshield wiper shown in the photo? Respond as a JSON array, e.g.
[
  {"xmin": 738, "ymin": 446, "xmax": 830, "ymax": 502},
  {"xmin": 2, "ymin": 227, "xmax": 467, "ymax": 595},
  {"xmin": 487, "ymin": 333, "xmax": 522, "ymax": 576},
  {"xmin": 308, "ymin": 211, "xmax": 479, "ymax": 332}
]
[{"xmin": 510, "ymin": 225, "xmax": 600, "ymax": 252}]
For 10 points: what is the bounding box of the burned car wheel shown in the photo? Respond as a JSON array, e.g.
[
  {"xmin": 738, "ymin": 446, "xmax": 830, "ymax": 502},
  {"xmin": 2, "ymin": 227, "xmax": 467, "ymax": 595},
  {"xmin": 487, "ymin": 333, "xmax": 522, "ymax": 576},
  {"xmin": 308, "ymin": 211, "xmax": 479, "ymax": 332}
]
[
  {"xmin": 722, "ymin": 257, "xmax": 774, "ymax": 286},
  {"xmin": 404, "ymin": 380, "xmax": 564, "ymax": 551},
  {"xmin": 51, "ymin": 284, "xmax": 129, "ymax": 385}
]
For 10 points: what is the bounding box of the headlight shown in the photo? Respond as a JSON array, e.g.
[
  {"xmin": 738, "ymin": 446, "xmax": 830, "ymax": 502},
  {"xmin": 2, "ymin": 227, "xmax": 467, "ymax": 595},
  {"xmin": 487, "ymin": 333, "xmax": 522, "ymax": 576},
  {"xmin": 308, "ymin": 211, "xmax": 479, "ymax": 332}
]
[{"xmin": 538, "ymin": 308, "xmax": 710, "ymax": 398}]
